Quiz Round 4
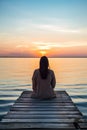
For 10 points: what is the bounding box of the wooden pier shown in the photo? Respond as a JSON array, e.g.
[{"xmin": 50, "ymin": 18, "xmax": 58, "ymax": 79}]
[{"xmin": 0, "ymin": 91, "xmax": 87, "ymax": 129}]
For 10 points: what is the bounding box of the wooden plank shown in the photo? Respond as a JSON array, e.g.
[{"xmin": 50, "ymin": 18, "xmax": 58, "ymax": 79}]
[
  {"xmin": 15, "ymin": 100, "xmax": 74, "ymax": 104},
  {"xmin": 20, "ymin": 92, "xmax": 69, "ymax": 96},
  {"xmin": 19, "ymin": 94, "xmax": 71, "ymax": 98},
  {"xmin": 0, "ymin": 122, "xmax": 75, "ymax": 129},
  {"xmin": 2, "ymin": 118, "xmax": 76, "ymax": 123},
  {"xmin": 15, "ymin": 102, "xmax": 74, "ymax": 106},
  {"xmin": 4, "ymin": 114, "xmax": 82, "ymax": 119},
  {"xmin": 9, "ymin": 108, "xmax": 82, "ymax": 114},
  {"xmin": 17, "ymin": 96, "xmax": 71, "ymax": 100},
  {"xmin": 8, "ymin": 110, "xmax": 80, "ymax": 115},
  {"xmin": 17, "ymin": 98, "xmax": 72, "ymax": 101},
  {"xmin": 12, "ymin": 105, "xmax": 76, "ymax": 108},
  {"xmin": 11, "ymin": 106, "xmax": 78, "ymax": 110},
  {"xmin": 13, "ymin": 103, "xmax": 76, "ymax": 108},
  {"xmin": 16, "ymin": 99, "xmax": 72, "ymax": 103},
  {"xmin": 79, "ymin": 122, "xmax": 87, "ymax": 129}
]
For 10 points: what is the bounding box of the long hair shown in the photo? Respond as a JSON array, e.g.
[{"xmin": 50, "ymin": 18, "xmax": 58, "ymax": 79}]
[{"xmin": 39, "ymin": 56, "xmax": 49, "ymax": 79}]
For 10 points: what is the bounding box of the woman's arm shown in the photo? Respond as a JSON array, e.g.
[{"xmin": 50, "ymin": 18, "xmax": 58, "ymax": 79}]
[
  {"xmin": 32, "ymin": 70, "xmax": 37, "ymax": 92},
  {"xmin": 51, "ymin": 71, "xmax": 56, "ymax": 88}
]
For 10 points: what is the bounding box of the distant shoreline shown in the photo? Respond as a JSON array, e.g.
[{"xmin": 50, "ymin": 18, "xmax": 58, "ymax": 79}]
[{"xmin": 0, "ymin": 56, "xmax": 87, "ymax": 58}]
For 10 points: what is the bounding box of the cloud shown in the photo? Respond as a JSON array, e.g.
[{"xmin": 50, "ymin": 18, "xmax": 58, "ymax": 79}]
[
  {"xmin": 16, "ymin": 45, "xmax": 29, "ymax": 48},
  {"xmin": 32, "ymin": 41, "xmax": 87, "ymax": 49},
  {"xmin": 35, "ymin": 24, "xmax": 80, "ymax": 33}
]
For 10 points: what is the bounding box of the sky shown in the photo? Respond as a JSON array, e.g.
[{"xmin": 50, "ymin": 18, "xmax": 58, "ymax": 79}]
[{"xmin": 0, "ymin": 0, "xmax": 87, "ymax": 57}]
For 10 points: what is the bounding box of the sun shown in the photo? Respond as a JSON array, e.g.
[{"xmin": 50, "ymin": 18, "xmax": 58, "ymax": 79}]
[{"xmin": 40, "ymin": 50, "xmax": 47, "ymax": 56}]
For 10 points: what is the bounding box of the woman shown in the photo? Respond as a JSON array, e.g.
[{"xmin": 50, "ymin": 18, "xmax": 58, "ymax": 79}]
[{"xmin": 31, "ymin": 56, "xmax": 56, "ymax": 99}]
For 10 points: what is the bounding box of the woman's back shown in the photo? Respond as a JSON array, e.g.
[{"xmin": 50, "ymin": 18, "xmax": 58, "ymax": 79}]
[
  {"xmin": 31, "ymin": 69, "xmax": 56, "ymax": 99},
  {"xmin": 31, "ymin": 56, "xmax": 56, "ymax": 99}
]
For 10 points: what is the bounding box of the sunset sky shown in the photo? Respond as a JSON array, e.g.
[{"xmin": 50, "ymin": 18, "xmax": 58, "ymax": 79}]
[{"xmin": 0, "ymin": 0, "xmax": 87, "ymax": 57}]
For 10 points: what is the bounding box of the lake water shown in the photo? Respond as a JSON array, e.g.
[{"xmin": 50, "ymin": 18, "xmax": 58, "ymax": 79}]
[{"xmin": 0, "ymin": 58, "xmax": 87, "ymax": 120}]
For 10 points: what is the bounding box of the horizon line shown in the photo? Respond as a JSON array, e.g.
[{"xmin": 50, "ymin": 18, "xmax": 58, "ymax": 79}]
[{"xmin": 0, "ymin": 56, "xmax": 87, "ymax": 58}]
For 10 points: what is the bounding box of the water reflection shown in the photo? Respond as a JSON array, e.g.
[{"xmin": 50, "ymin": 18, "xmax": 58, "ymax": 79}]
[{"xmin": 0, "ymin": 58, "xmax": 87, "ymax": 120}]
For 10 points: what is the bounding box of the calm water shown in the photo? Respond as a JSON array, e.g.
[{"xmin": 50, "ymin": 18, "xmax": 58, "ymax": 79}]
[{"xmin": 0, "ymin": 58, "xmax": 87, "ymax": 120}]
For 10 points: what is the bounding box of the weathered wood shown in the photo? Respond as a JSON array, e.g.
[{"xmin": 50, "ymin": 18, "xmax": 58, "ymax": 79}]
[
  {"xmin": 10, "ymin": 108, "xmax": 81, "ymax": 114},
  {"xmin": 4, "ymin": 114, "xmax": 82, "ymax": 119},
  {"xmin": 13, "ymin": 103, "xmax": 75, "ymax": 108},
  {"xmin": 11, "ymin": 103, "xmax": 74, "ymax": 108},
  {"xmin": 0, "ymin": 122, "xmax": 75, "ymax": 129},
  {"xmin": 7, "ymin": 111, "xmax": 82, "ymax": 115},
  {"xmin": 78, "ymin": 122, "xmax": 87, "ymax": 129},
  {"xmin": 16, "ymin": 99, "xmax": 72, "ymax": 103},
  {"xmin": 1, "ymin": 118, "xmax": 77, "ymax": 123},
  {"xmin": 10, "ymin": 107, "xmax": 78, "ymax": 111},
  {"xmin": 0, "ymin": 90, "xmax": 86, "ymax": 130},
  {"xmin": 15, "ymin": 99, "xmax": 74, "ymax": 103},
  {"xmin": 6, "ymin": 110, "xmax": 81, "ymax": 114}
]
